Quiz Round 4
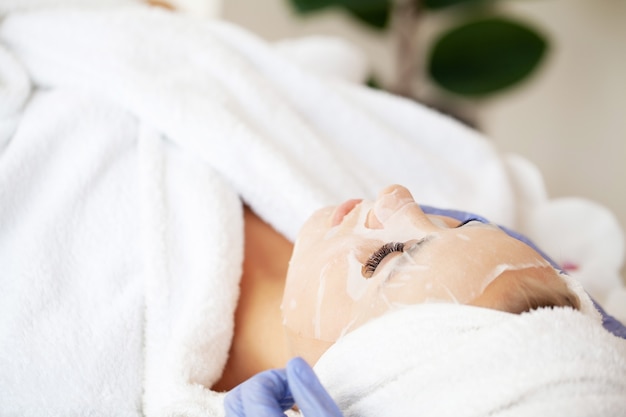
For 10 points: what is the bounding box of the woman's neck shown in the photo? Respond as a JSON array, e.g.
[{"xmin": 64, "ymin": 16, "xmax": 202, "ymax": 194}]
[{"xmin": 212, "ymin": 206, "xmax": 294, "ymax": 391}]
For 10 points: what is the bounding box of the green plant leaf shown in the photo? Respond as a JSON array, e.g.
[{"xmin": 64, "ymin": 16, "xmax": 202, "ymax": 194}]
[
  {"xmin": 366, "ymin": 74, "xmax": 382, "ymax": 89},
  {"xmin": 341, "ymin": 0, "xmax": 391, "ymax": 29},
  {"xmin": 289, "ymin": 0, "xmax": 337, "ymax": 13},
  {"xmin": 423, "ymin": 0, "xmax": 484, "ymax": 10},
  {"xmin": 288, "ymin": 0, "xmax": 391, "ymax": 29},
  {"xmin": 428, "ymin": 17, "xmax": 548, "ymax": 96}
]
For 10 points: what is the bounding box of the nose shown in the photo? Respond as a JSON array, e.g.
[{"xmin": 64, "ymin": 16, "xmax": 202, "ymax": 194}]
[{"xmin": 366, "ymin": 184, "xmax": 428, "ymax": 229}]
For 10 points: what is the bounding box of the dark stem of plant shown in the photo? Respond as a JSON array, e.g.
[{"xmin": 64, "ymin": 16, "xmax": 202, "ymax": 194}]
[{"xmin": 391, "ymin": 0, "xmax": 421, "ymax": 99}]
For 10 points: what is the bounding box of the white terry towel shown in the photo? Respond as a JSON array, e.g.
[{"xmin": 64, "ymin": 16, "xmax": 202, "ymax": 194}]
[
  {"xmin": 0, "ymin": 5, "xmax": 518, "ymax": 237},
  {"xmin": 315, "ymin": 303, "xmax": 626, "ymax": 417},
  {"xmin": 0, "ymin": 3, "xmax": 623, "ymax": 416}
]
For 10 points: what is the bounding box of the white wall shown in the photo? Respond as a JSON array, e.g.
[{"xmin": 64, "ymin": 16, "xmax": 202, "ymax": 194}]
[{"xmin": 482, "ymin": 0, "xmax": 626, "ymax": 227}]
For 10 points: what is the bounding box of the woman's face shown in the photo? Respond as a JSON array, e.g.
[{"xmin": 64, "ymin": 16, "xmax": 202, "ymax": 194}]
[{"xmin": 281, "ymin": 185, "xmax": 557, "ymax": 363}]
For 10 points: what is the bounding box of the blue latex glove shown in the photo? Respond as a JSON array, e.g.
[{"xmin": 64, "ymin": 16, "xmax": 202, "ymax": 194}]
[{"xmin": 225, "ymin": 357, "xmax": 343, "ymax": 417}]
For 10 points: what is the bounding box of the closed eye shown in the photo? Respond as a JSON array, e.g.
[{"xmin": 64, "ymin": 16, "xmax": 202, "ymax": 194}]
[{"xmin": 361, "ymin": 242, "xmax": 405, "ymax": 278}]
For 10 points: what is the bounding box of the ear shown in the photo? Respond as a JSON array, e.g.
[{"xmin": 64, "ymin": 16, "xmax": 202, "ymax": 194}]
[
  {"xmin": 471, "ymin": 269, "xmax": 581, "ymax": 314},
  {"xmin": 468, "ymin": 271, "xmax": 525, "ymax": 313}
]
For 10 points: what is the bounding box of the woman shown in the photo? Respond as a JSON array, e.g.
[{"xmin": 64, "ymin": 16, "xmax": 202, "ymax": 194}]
[
  {"xmin": 223, "ymin": 185, "xmax": 624, "ymax": 417},
  {"xmin": 216, "ymin": 183, "xmax": 585, "ymax": 391}
]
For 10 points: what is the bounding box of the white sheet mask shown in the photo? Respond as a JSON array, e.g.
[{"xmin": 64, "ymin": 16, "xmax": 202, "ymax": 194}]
[{"xmin": 281, "ymin": 186, "xmax": 555, "ymax": 362}]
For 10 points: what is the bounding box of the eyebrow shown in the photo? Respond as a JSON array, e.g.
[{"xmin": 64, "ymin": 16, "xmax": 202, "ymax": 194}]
[
  {"xmin": 455, "ymin": 218, "xmax": 486, "ymax": 228},
  {"xmin": 403, "ymin": 236, "xmax": 433, "ymax": 256}
]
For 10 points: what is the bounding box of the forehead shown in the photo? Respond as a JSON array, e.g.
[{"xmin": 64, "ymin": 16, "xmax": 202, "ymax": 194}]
[
  {"xmin": 397, "ymin": 225, "xmax": 549, "ymax": 272},
  {"xmin": 426, "ymin": 214, "xmax": 463, "ymax": 228}
]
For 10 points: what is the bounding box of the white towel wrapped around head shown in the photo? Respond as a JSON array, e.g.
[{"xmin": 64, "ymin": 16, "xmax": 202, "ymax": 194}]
[{"xmin": 314, "ymin": 303, "xmax": 626, "ymax": 417}]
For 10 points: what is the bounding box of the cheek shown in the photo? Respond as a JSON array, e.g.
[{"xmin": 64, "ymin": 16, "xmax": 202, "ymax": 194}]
[{"xmin": 282, "ymin": 240, "xmax": 361, "ymax": 343}]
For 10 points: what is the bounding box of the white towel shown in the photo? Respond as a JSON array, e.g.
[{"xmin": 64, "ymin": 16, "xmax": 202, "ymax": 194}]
[
  {"xmin": 315, "ymin": 303, "xmax": 626, "ymax": 416},
  {"xmin": 0, "ymin": 4, "xmax": 623, "ymax": 416},
  {"xmin": 0, "ymin": 6, "xmax": 519, "ymax": 235}
]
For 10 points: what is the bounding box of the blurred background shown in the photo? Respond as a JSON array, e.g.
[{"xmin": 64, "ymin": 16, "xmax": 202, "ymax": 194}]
[{"xmin": 171, "ymin": 0, "xmax": 625, "ymax": 278}]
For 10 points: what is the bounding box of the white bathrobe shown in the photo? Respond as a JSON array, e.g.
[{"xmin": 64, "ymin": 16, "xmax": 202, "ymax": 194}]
[{"xmin": 0, "ymin": 3, "xmax": 624, "ymax": 416}]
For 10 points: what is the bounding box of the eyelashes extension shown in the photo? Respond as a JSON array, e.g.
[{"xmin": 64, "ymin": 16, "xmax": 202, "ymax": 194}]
[{"xmin": 362, "ymin": 242, "xmax": 405, "ymax": 279}]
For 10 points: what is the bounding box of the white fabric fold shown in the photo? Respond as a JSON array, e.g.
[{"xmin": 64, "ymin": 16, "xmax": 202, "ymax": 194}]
[
  {"xmin": 0, "ymin": 7, "xmax": 518, "ymax": 238},
  {"xmin": 0, "ymin": 43, "xmax": 30, "ymax": 150}
]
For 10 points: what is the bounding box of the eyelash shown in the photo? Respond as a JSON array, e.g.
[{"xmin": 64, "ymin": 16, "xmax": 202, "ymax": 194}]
[{"xmin": 362, "ymin": 242, "xmax": 405, "ymax": 278}]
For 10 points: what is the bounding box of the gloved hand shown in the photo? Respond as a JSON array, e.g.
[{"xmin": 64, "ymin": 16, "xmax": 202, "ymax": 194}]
[{"xmin": 224, "ymin": 357, "xmax": 343, "ymax": 417}]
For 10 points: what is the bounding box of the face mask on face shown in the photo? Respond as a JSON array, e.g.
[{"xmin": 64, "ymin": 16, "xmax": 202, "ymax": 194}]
[{"xmin": 281, "ymin": 185, "xmax": 554, "ymax": 363}]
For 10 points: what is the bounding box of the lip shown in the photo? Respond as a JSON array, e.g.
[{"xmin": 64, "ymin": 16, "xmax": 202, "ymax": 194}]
[{"xmin": 330, "ymin": 199, "xmax": 363, "ymax": 227}]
